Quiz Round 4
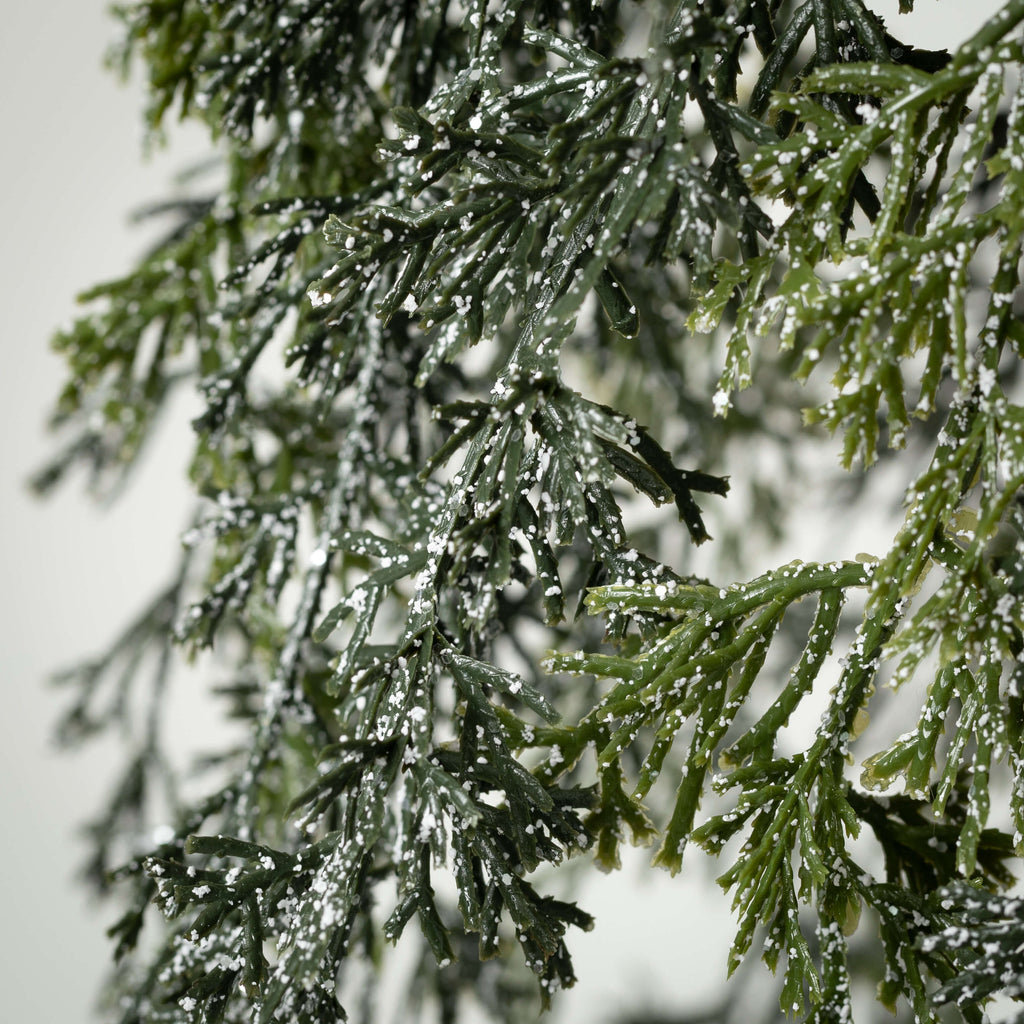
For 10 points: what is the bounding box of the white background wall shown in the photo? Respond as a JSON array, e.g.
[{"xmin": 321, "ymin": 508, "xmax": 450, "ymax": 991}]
[{"xmin": 0, "ymin": 2, "xmax": 1005, "ymax": 1022}]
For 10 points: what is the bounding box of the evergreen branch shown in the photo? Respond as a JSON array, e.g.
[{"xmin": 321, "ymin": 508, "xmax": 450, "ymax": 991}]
[
  {"xmin": 45, "ymin": 1, "xmax": 1024, "ymax": 1022},
  {"xmin": 922, "ymin": 882, "xmax": 1024, "ymax": 1011}
]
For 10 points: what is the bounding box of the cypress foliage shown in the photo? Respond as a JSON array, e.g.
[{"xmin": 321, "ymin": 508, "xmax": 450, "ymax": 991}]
[{"xmin": 41, "ymin": 1, "xmax": 1024, "ymax": 1021}]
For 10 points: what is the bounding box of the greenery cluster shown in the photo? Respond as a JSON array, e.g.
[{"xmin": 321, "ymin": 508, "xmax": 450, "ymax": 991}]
[{"xmin": 42, "ymin": 1, "xmax": 1024, "ymax": 1022}]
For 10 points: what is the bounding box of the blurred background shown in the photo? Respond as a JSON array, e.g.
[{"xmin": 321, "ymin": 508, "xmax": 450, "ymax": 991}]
[{"xmin": 0, "ymin": 2, "xmax": 1004, "ymax": 1021}]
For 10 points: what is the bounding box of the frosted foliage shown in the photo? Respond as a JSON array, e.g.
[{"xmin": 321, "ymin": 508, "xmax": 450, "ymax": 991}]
[{"xmin": 42, "ymin": 1, "xmax": 1024, "ymax": 1024}]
